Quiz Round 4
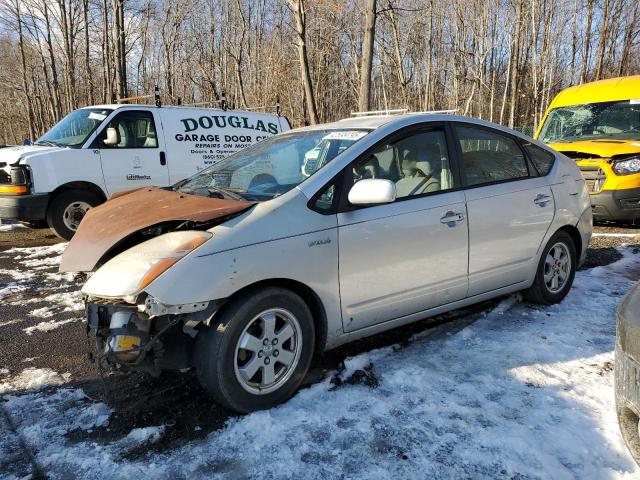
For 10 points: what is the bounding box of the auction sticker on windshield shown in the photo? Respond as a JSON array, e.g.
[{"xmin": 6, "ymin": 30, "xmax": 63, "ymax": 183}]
[{"xmin": 323, "ymin": 131, "xmax": 369, "ymax": 141}]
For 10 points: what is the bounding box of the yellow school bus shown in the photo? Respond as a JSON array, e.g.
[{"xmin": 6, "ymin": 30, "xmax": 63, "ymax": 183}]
[{"xmin": 535, "ymin": 76, "xmax": 640, "ymax": 221}]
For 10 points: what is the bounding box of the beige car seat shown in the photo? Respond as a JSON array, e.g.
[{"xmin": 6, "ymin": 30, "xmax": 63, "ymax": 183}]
[{"xmin": 395, "ymin": 147, "xmax": 441, "ymax": 197}]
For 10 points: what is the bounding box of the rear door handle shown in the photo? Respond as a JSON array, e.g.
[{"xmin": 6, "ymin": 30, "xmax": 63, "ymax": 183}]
[
  {"xmin": 534, "ymin": 193, "xmax": 551, "ymax": 207},
  {"xmin": 160, "ymin": 151, "xmax": 167, "ymax": 166},
  {"xmin": 440, "ymin": 211, "xmax": 464, "ymax": 226}
]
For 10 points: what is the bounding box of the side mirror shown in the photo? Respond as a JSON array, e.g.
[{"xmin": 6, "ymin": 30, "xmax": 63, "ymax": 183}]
[
  {"xmin": 348, "ymin": 178, "xmax": 396, "ymax": 205},
  {"xmin": 103, "ymin": 127, "xmax": 119, "ymax": 146}
]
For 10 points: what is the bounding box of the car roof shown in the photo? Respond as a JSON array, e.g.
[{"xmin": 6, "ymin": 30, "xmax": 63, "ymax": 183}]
[
  {"xmin": 548, "ymin": 75, "xmax": 640, "ymax": 109},
  {"xmin": 293, "ymin": 113, "xmax": 533, "ymax": 139}
]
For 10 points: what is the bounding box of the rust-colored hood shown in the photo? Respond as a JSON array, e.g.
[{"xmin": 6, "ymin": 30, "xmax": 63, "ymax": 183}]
[{"xmin": 60, "ymin": 188, "xmax": 255, "ymax": 272}]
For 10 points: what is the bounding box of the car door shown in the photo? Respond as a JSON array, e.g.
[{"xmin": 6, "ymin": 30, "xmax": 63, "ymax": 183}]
[
  {"xmin": 336, "ymin": 125, "xmax": 469, "ymax": 333},
  {"xmin": 93, "ymin": 109, "xmax": 169, "ymax": 195},
  {"xmin": 453, "ymin": 123, "xmax": 555, "ymax": 296}
]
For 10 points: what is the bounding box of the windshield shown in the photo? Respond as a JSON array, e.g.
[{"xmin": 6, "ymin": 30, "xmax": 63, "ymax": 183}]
[
  {"xmin": 35, "ymin": 108, "xmax": 112, "ymax": 147},
  {"xmin": 539, "ymin": 100, "xmax": 640, "ymax": 143},
  {"xmin": 175, "ymin": 129, "xmax": 368, "ymax": 201}
]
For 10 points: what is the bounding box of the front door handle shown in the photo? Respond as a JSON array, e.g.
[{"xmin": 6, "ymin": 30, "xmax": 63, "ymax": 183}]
[
  {"xmin": 534, "ymin": 193, "xmax": 551, "ymax": 207},
  {"xmin": 440, "ymin": 211, "xmax": 464, "ymax": 226},
  {"xmin": 160, "ymin": 151, "xmax": 167, "ymax": 166}
]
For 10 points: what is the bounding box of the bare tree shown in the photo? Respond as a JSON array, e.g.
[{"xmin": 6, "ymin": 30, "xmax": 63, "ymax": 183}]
[
  {"xmin": 358, "ymin": 0, "xmax": 376, "ymax": 111},
  {"xmin": 289, "ymin": 0, "xmax": 318, "ymax": 124}
]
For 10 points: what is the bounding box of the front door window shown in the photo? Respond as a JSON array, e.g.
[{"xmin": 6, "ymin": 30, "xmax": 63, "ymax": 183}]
[
  {"xmin": 350, "ymin": 129, "xmax": 455, "ymax": 200},
  {"xmin": 98, "ymin": 111, "xmax": 158, "ymax": 149}
]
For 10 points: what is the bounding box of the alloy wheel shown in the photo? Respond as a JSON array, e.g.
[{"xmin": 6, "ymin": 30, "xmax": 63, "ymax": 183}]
[
  {"xmin": 544, "ymin": 242, "xmax": 571, "ymax": 293},
  {"xmin": 234, "ymin": 308, "xmax": 302, "ymax": 395}
]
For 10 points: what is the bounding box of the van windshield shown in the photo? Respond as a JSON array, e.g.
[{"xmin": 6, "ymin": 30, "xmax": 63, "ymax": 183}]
[
  {"xmin": 175, "ymin": 129, "xmax": 368, "ymax": 201},
  {"xmin": 35, "ymin": 108, "xmax": 112, "ymax": 147},
  {"xmin": 539, "ymin": 100, "xmax": 640, "ymax": 143}
]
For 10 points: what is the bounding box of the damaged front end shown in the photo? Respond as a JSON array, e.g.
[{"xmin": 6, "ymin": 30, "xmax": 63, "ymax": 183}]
[
  {"xmin": 59, "ymin": 187, "xmax": 257, "ymax": 375},
  {"xmin": 86, "ymin": 294, "xmax": 222, "ymax": 375},
  {"xmin": 76, "ymin": 229, "xmax": 224, "ymax": 375}
]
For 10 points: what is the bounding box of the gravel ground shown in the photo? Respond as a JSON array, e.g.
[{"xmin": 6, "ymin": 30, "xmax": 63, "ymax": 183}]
[{"xmin": 0, "ymin": 221, "xmax": 638, "ymax": 478}]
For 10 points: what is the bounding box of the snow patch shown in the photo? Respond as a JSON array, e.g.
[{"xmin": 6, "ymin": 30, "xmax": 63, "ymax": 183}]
[
  {"xmin": 23, "ymin": 318, "xmax": 77, "ymax": 335},
  {"xmin": 121, "ymin": 426, "xmax": 166, "ymax": 447},
  {"xmin": 0, "ymin": 219, "xmax": 27, "ymax": 232},
  {"xmin": 0, "ymin": 368, "xmax": 71, "ymax": 394}
]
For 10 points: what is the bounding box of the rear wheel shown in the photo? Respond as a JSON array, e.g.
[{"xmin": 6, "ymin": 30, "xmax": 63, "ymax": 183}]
[
  {"xmin": 195, "ymin": 287, "xmax": 315, "ymax": 413},
  {"xmin": 46, "ymin": 189, "xmax": 102, "ymax": 240},
  {"xmin": 524, "ymin": 230, "xmax": 576, "ymax": 304}
]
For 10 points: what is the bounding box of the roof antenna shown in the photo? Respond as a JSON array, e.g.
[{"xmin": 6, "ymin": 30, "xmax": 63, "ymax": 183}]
[{"xmin": 276, "ymin": 95, "xmax": 281, "ymax": 116}]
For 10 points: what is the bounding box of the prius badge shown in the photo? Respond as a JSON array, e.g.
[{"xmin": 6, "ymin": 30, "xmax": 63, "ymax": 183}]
[{"xmin": 308, "ymin": 237, "xmax": 331, "ymax": 248}]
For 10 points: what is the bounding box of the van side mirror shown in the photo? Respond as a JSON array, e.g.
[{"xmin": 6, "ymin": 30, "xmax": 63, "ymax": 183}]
[
  {"xmin": 103, "ymin": 127, "xmax": 119, "ymax": 146},
  {"xmin": 348, "ymin": 179, "xmax": 396, "ymax": 205}
]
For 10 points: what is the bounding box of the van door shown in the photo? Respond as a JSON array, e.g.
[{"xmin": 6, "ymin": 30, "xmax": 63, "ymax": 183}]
[{"xmin": 93, "ymin": 109, "xmax": 169, "ymax": 195}]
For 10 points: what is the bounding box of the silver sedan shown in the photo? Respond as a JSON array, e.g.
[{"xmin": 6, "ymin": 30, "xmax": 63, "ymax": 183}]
[{"xmin": 64, "ymin": 113, "xmax": 593, "ymax": 413}]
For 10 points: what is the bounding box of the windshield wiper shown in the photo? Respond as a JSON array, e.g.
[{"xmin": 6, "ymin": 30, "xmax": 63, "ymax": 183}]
[
  {"xmin": 207, "ymin": 186, "xmax": 245, "ymax": 201},
  {"xmin": 34, "ymin": 140, "xmax": 60, "ymax": 147}
]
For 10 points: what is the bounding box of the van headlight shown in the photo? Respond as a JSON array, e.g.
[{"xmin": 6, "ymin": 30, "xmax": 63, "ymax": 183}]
[
  {"xmin": 82, "ymin": 231, "xmax": 212, "ymax": 299},
  {"xmin": 613, "ymin": 157, "xmax": 640, "ymax": 175}
]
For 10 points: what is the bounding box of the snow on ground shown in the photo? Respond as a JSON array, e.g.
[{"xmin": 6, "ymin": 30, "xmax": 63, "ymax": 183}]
[
  {"xmin": 0, "ymin": 220, "xmax": 27, "ymax": 232},
  {"xmin": 0, "ymin": 243, "xmax": 83, "ymax": 334},
  {"xmin": 0, "ymin": 245, "xmax": 639, "ymax": 479}
]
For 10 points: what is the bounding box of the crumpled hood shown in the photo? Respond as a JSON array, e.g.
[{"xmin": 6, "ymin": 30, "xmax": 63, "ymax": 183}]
[
  {"xmin": 59, "ymin": 187, "xmax": 256, "ymax": 273},
  {"xmin": 548, "ymin": 139, "xmax": 640, "ymax": 158},
  {"xmin": 0, "ymin": 145, "xmax": 61, "ymax": 166}
]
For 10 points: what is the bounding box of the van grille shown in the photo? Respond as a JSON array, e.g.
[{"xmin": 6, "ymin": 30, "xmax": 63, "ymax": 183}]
[{"xmin": 579, "ymin": 166, "xmax": 606, "ymax": 193}]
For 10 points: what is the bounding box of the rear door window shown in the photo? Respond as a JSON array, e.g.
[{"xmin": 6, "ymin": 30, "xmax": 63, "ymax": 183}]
[
  {"xmin": 521, "ymin": 142, "xmax": 555, "ymax": 176},
  {"xmin": 455, "ymin": 125, "xmax": 529, "ymax": 187}
]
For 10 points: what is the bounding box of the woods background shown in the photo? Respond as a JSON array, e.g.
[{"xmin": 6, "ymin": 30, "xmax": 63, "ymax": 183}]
[{"xmin": 0, "ymin": 0, "xmax": 639, "ymax": 144}]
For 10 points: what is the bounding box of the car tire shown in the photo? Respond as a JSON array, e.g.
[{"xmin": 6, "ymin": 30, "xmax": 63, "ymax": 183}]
[
  {"xmin": 195, "ymin": 287, "xmax": 315, "ymax": 413},
  {"xmin": 46, "ymin": 189, "xmax": 102, "ymax": 240},
  {"xmin": 524, "ymin": 230, "xmax": 576, "ymax": 305}
]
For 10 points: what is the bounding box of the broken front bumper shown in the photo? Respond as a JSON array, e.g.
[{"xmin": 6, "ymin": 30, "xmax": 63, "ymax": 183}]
[{"xmin": 85, "ymin": 296, "xmax": 219, "ymax": 374}]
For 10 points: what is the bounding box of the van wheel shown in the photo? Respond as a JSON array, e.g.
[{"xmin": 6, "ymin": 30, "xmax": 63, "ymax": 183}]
[
  {"xmin": 195, "ymin": 287, "xmax": 315, "ymax": 413},
  {"xmin": 524, "ymin": 231, "xmax": 576, "ymax": 305},
  {"xmin": 46, "ymin": 189, "xmax": 102, "ymax": 240}
]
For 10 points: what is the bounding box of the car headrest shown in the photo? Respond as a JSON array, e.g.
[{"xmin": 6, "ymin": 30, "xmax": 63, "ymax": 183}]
[{"xmin": 416, "ymin": 161, "xmax": 434, "ymax": 176}]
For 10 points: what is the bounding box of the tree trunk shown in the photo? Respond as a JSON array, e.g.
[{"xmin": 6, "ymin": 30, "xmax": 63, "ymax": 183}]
[
  {"xmin": 593, "ymin": 0, "xmax": 610, "ymax": 80},
  {"xmin": 358, "ymin": 0, "xmax": 376, "ymax": 112},
  {"xmin": 15, "ymin": 0, "xmax": 35, "ymax": 140},
  {"xmin": 508, "ymin": 0, "xmax": 523, "ymax": 129},
  {"xmin": 83, "ymin": 0, "xmax": 95, "ymax": 105},
  {"xmin": 580, "ymin": 0, "xmax": 595, "ymax": 83},
  {"xmin": 289, "ymin": 0, "xmax": 318, "ymax": 124},
  {"xmin": 113, "ymin": 0, "xmax": 127, "ymax": 99}
]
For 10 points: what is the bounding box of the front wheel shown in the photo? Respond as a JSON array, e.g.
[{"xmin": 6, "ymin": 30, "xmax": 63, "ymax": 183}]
[
  {"xmin": 46, "ymin": 189, "xmax": 102, "ymax": 240},
  {"xmin": 524, "ymin": 230, "xmax": 577, "ymax": 305},
  {"xmin": 195, "ymin": 287, "xmax": 315, "ymax": 413}
]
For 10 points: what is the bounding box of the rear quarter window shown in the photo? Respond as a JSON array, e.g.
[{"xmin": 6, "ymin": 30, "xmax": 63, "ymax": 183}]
[{"xmin": 522, "ymin": 142, "xmax": 555, "ymax": 176}]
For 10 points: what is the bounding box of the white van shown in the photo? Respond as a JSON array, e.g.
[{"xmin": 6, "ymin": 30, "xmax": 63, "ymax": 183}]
[{"xmin": 0, "ymin": 105, "xmax": 290, "ymax": 239}]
